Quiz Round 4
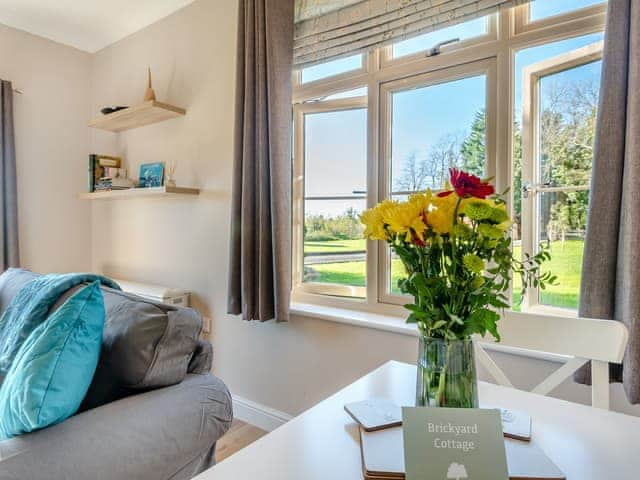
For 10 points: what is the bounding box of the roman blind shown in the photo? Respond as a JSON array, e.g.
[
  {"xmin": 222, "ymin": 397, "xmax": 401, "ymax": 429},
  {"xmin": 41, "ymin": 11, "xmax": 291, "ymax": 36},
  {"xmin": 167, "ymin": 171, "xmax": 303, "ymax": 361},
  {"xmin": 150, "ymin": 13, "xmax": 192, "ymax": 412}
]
[{"xmin": 294, "ymin": 0, "xmax": 530, "ymax": 68}]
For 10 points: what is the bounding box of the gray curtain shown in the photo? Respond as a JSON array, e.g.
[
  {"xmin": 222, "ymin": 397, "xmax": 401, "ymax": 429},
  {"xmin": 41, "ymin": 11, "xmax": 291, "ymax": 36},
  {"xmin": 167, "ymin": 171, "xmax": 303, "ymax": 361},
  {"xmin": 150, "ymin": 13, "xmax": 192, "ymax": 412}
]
[
  {"xmin": 227, "ymin": 0, "xmax": 293, "ymax": 322},
  {"xmin": 577, "ymin": 0, "xmax": 640, "ymax": 403},
  {"xmin": 0, "ymin": 80, "xmax": 19, "ymax": 271}
]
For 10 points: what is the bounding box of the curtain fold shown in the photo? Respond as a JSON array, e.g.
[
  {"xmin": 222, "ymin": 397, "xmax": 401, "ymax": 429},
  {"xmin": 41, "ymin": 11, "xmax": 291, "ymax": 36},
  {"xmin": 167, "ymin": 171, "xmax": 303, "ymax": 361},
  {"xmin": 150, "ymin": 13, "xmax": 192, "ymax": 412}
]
[
  {"xmin": 228, "ymin": 0, "xmax": 293, "ymax": 322},
  {"xmin": 0, "ymin": 80, "xmax": 19, "ymax": 271},
  {"xmin": 293, "ymin": 0, "xmax": 530, "ymax": 68},
  {"xmin": 577, "ymin": 0, "xmax": 640, "ymax": 403}
]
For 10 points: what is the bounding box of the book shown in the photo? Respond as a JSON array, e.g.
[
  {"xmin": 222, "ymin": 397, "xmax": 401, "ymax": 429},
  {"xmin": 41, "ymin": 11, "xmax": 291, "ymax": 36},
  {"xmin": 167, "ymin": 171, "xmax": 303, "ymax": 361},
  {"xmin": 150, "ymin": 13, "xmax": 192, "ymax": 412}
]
[
  {"xmin": 88, "ymin": 154, "xmax": 96, "ymax": 192},
  {"xmin": 97, "ymin": 155, "xmax": 121, "ymax": 168}
]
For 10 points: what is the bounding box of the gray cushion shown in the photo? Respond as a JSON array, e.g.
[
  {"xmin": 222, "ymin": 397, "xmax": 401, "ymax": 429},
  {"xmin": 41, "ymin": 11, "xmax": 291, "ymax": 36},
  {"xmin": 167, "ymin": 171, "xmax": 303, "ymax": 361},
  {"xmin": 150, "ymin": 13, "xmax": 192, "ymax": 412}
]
[
  {"xmin": 81, "ymin": 287, "xmax": 203, "ymax": 410},
  {"xmin": 188, "ymin": 339, "xmax": 213, "ymax": 374},
  {"xmin": 0, "ymin": 269, "xmax": 205, "ymax": 411}
]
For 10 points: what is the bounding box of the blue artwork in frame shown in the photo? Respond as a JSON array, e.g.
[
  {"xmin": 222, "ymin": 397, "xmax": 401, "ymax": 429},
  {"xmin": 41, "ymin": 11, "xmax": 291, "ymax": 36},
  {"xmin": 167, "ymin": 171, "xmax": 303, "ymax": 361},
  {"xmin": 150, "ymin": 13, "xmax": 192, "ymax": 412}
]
[{"xmin": 139, "ymin": 162, "xmax": 164, "ymax": 187}]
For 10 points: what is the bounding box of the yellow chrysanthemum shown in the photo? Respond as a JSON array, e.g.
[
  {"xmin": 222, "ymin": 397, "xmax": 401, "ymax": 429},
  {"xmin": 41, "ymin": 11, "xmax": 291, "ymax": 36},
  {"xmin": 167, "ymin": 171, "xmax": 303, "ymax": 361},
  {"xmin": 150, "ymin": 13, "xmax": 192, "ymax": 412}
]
[
  {"xmin": 408, "ymin": 190, "xmax": 432, "ymax": 212},
  {"xmin": 360, "ymin": 199, "xmax": 398, "ymax": 240},
  {"xmin": 428, "ymin": 209, "xmax": 453, "ymax": 235},
  {"xmin": 360, "ymin": 207, "xmax": 387, "ymax": 241},
  {"xmin": 382, "ymin": 202, "xmax": 426, "ymax": 243}
]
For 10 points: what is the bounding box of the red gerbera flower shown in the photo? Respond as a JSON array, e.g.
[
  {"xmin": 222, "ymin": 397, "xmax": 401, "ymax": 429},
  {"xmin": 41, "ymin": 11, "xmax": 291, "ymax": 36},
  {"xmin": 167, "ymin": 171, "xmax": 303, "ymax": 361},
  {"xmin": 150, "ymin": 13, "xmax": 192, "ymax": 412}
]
[{"xmin": 437, "ymin": 168, "xmax": 495, "ymax": 199}]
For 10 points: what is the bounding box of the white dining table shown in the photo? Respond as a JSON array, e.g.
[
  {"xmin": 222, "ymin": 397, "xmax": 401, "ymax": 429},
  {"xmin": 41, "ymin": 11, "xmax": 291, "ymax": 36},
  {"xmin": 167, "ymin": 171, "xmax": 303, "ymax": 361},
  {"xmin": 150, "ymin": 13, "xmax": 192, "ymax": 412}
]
[{"xmin": 195, "ymin": 360, "xmax": 640, "ymax": 480}]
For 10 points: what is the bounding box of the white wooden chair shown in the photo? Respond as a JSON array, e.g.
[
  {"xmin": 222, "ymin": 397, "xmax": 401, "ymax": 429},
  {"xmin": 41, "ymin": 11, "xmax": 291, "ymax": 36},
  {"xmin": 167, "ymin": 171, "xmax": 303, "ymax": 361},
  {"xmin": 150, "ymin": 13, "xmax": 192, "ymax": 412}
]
[{"xmin": 474, "ymin": 311, "xmax": 628, "ymax": 410}]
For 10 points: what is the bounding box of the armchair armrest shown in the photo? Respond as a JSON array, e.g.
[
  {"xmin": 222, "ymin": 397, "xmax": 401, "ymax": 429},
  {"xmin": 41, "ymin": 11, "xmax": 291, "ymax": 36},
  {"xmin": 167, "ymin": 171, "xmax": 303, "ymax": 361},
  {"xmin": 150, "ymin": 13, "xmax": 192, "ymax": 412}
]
[{"xmin": 0, "ymin": 373, "xmax": 232, "ymax": 480}]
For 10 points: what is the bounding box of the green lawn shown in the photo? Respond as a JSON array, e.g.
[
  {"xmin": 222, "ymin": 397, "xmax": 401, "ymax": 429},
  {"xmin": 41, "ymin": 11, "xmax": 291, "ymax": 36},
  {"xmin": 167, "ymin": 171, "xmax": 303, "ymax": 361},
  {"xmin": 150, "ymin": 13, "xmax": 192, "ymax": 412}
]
[
  {"xmin": 304, "ymin": 239, "xmax": 584, "ymax": 310},
  {"xmin": 304, "ymin": 239, "xmax": 366, "ymax": 254}
]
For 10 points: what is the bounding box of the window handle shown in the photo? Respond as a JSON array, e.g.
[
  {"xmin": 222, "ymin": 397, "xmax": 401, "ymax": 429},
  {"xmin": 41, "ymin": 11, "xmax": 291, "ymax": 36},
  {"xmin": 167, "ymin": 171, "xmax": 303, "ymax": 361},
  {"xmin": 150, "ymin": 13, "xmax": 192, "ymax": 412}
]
[
  {"xmin": 426, "ymin": 38, "xmax": 460, "ymax": 57},
  {"xmin": 522, "ymin": 181, "xmax": 551, "ymax": 198}
]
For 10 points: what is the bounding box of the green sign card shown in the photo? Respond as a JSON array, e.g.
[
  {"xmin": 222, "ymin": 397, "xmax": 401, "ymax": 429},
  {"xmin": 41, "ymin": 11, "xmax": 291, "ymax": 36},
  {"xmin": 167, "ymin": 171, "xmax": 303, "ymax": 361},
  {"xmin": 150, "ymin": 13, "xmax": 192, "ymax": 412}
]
[{"xmin": 402, "ymin": 407, "xmax": 508, "ymax": 480}]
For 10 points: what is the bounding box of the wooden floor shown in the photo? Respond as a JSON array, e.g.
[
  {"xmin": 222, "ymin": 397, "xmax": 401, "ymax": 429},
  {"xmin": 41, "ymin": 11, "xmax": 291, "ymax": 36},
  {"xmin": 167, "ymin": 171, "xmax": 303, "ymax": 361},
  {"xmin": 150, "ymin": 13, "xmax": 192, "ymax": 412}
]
[{"xmin": 216, "ymin": 419, "xmax": 268, "ymax": 462}]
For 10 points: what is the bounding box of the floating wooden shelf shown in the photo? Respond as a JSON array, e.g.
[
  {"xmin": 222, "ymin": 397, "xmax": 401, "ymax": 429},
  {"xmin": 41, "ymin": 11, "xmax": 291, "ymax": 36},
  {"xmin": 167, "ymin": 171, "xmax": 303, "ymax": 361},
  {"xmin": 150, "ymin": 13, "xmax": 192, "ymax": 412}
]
[
  {"xmin": 88, "ymin": 101, "xmax": 186, "ymax": 132},
  {"xmin": 78, "ymin": 185, "xmax": 199, "ymax": 200}
]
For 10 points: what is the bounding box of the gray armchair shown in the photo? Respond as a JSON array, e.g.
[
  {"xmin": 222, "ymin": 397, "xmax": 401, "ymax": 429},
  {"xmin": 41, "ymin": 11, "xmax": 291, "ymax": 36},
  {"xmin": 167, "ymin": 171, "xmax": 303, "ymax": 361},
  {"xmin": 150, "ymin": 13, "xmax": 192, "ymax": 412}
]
[
  {"xmin": 0, "ymin": 269, "xmax": 233, "ymax": 480},
  {"xmin": 0, "ymin": 373, "xmax": 232, "ymax": 480}
]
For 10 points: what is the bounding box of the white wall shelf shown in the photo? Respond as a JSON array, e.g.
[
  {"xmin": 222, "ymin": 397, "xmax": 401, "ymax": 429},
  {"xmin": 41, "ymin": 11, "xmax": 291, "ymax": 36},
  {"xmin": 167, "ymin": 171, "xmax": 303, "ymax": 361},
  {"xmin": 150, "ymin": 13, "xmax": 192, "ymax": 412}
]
[
  {"xmin": 88, "ymin": 101, "xmax": 186, "ymax": 132},
  {"xmin": 78, "ymin": 185, "xmax": 199, "ymax": 200}
]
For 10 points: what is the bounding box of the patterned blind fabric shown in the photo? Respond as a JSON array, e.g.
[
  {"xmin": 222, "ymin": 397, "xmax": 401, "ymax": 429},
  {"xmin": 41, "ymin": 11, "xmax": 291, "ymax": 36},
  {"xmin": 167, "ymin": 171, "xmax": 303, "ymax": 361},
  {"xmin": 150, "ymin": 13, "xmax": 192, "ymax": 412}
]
[{"xmin": 294, "ymin": 0, "xmax": 530, "ymax": 68}]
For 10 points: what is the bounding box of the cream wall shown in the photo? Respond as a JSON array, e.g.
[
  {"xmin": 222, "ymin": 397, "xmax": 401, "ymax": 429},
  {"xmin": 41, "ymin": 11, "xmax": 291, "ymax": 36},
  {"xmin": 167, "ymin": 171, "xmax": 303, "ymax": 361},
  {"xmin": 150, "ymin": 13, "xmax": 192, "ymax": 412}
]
[
  {"xmin": 0, "ymin": 23, "xmax": 92, "ymax": 272},
  {"xmin": 88, "ymin": 0, "xmax": 640, "ymax": 418}
]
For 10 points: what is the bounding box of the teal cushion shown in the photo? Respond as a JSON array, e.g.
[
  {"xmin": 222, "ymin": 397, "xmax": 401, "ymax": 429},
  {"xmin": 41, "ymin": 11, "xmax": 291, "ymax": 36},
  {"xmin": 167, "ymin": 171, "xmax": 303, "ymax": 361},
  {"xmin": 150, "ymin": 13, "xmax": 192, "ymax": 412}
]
[{"xmin": 0, "ymin": 281, "xmax": 105, "ymax": 440}]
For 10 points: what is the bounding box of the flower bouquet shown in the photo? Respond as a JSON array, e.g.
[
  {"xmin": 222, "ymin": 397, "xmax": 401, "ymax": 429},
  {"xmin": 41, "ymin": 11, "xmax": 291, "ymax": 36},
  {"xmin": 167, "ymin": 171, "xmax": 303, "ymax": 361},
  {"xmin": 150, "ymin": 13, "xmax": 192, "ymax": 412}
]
[{"xmin": 361, "ymin": 168, "xmax": 554, "ymax": 407}]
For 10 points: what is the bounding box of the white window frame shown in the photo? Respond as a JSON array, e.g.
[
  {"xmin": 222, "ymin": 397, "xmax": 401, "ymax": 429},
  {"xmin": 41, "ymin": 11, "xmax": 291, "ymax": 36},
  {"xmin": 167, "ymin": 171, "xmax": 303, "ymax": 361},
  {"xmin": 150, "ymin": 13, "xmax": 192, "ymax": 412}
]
[
  {"xmin": 378, "ymin": 58, "xmax": 498, "ymax": 306},
  {"xmin": 520, "ymin": 41, "xmax": 604, "ymax": 314},
  {"xmin": 291, "ymin": 3, "xmax": 607, "ymax": 319},
  {"xmin": 514, "ymin": 1, "xmax": 607, "ymax": 35},
  {"xmin": 292, "ymin": 96, "xmax": 369, "ymax": 301}
]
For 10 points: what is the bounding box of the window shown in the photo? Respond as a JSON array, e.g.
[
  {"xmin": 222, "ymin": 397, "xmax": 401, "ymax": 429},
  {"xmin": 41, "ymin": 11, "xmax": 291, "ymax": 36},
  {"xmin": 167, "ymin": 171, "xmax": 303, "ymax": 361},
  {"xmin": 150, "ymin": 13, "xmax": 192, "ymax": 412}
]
[
  {"xmin": 383, "ymin": 69, "xmax": 490, "ymax": 298},
  {"xmin": 392, "ymin": 16, "xmax": 489, "ymax": 59},
  {"xmin": 301, "ymin": 54, "xmax": 363, "ymax": 84},
  {"xmin": 518, "ymin": 42, "xmax": 602, "ymax": 311},
  {"xmin": 292, "ymin": 3, "xmax": 606, "ymax": 317},
  {"xmin": 293, "ymin": 95, "xmax": 368, "ymax": 298},
  {"xmin": 529, "ymin": 0, "xmax": 606, "ymax": 22}
]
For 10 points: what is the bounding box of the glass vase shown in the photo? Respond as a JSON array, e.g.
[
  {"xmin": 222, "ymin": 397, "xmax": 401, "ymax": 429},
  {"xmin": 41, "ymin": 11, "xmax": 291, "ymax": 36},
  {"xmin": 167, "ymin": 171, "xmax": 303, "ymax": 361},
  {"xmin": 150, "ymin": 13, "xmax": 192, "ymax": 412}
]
[{"xmin": 415, "ymin": 335, "xmax": 479, "ymax": 408}]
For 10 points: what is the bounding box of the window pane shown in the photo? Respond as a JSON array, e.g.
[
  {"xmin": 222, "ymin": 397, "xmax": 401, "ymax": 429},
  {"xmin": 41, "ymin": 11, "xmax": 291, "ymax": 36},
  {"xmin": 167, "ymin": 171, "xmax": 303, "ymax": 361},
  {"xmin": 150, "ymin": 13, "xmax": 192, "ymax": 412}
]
[
  {"xmin": 392, "ymin": 16, "xmax": 488, "ymax": 59},
  {"xmin": 534, "ymin": 59, "xmax": 600, "ymax": 310},
  {"xmin": 301, "ymin": 54, "xmax": 363, "ymax": 83},
  {"xmin": 388, "ymin": 74, "xmax": 486, "ymax": 295},
  {"xmin": 303, "ymin": 108, "xmax": 367, "ymax": 295},
  {"xmin": 537, "ymin": 191, "xmax": 587, "ymax": 309},
  {"xmin": 390, "ymin": 75, "xmax": 486, "ymax": 194},
  {"xmin": 304, "ymin": 109, "xmax": 367, "ymax": 197},
  {"xmin": 538, "ymin": 60, "xmax": 601, "ymax": 186},
  {"xmin": 303, "ymin": 199, "xmax": 366, "ymax": 294},
  {"xmin": 512, "ymin": 33, "xmax": 603, "ymax": 242},
  {"xmin": 530, "ymin": 0, "xmax": 605, "ymax": 22},
  {"xmin": 324, "ymin": 86, "xmax": 368, "ymax": 100},
  {"xmin": 514, "ymin": 37, "xmax": 602, "ymax": 311}
]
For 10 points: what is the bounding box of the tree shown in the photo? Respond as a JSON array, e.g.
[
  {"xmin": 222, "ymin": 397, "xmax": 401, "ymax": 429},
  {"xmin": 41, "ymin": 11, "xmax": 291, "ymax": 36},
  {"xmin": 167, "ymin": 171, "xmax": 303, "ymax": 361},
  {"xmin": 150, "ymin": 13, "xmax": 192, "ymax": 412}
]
[
  {"xmin": 394, "ymin": 151, "xmax": 429, "ymax": 192},
  {"xmin": 446, "ymin": 462, "xmax": 468, "ymax": 480},
  {"xmin": 512, "ymin": 123, "xmax": 523, "ymax": 240},
  {"xmin": 460, "ymin": 109, "xmax": 486, "ymax": 177},
  {"xmin": 394, "ymin": 133, "xmax": 465, "ymax": 192},
  {"xmin": 512, "ymin": 78, "xmax": 597, "ymax": 244}
]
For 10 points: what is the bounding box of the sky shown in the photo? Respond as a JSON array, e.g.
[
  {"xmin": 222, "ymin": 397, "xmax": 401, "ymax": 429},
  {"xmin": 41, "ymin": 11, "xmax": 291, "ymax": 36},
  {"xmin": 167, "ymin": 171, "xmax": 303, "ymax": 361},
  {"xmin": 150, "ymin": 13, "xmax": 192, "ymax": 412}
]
[{"xmin": 303, "ymin": 1, "xmax": 606, "ymax": 217}]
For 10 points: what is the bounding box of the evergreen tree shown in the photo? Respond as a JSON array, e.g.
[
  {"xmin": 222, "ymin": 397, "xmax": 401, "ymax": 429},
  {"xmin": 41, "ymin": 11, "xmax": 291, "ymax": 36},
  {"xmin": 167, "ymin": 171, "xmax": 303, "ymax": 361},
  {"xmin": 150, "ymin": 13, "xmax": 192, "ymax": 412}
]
[{"xmin": 460, "ymin": 109, "xmax": 486, "ymax": 177}]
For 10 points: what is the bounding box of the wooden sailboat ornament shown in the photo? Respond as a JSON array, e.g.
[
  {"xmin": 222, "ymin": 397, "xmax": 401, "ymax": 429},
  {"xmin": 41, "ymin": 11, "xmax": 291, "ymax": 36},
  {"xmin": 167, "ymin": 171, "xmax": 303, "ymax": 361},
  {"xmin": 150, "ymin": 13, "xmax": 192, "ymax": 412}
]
[{"xmin": 144, "ymin": 67, "xmax": 156, "ymax": 102}]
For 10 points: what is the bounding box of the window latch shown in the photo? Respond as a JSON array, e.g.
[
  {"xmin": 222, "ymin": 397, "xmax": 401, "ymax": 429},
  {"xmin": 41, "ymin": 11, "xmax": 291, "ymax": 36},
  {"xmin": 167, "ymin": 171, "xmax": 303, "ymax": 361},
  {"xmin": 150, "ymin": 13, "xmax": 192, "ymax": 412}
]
[
  {"xmin": 426, "ymin": 38, "xmax": 460, "ymax": 57},
  {"xmin": 522, "ymin": 181, "xmax": 551, "ymax": 198}
]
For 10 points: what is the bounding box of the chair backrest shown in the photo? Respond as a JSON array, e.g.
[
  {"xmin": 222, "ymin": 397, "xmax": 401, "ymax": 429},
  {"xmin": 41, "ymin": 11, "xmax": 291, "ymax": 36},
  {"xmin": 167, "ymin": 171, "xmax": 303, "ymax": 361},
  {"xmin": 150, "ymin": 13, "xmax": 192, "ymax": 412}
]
[{"xmin": 474, "ymin": 311, "xmax": 628, "ymax": 410}]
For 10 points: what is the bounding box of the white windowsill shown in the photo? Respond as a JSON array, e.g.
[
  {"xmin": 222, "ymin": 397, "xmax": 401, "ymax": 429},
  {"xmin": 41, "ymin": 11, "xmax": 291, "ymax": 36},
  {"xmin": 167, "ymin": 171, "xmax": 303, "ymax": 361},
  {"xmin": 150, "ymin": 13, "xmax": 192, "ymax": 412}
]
[{"xmin": 290, "ymin": 302, "xmax": 571, "ymax": 364}]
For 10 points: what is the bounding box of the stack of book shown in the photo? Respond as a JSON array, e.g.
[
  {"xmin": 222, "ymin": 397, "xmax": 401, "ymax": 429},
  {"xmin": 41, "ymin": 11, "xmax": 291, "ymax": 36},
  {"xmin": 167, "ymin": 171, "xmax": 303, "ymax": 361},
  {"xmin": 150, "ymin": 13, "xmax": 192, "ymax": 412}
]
[
  {"xmin": 94, "ymin": 176, "xmax": 136, "ymax": 191},
  {"xmin": 88, "ymin": 154, "xmax": 134, "ymax": 192}
]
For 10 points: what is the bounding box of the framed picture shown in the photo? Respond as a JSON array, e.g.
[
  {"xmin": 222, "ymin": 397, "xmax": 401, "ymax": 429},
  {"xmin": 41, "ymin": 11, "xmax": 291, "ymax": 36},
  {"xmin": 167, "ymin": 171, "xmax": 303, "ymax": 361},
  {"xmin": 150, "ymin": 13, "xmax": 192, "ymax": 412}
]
[{"xmin": 139, "ymin": 162, "xmax": 164, "ymax": 187}]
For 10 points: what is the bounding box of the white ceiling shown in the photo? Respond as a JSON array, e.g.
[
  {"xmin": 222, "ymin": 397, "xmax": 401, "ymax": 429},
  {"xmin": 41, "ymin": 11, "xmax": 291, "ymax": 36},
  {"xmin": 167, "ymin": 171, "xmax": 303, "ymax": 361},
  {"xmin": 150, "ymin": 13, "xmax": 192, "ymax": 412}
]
[{"xmin": 0, "ymin": 0, "xmax": 197, "ymax": 53}]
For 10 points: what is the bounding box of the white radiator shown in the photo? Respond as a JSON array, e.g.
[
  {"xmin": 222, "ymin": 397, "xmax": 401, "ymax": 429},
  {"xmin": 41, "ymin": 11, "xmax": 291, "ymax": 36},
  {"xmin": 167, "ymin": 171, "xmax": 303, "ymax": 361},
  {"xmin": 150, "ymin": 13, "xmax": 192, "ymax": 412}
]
[{"xmin": 112, "ymin": 278, "xmax": 190, "ymax": 307}]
